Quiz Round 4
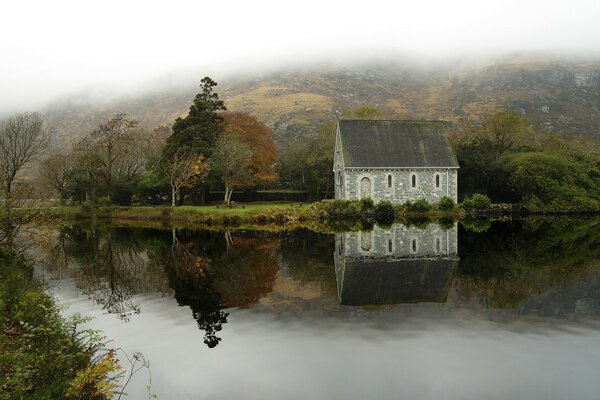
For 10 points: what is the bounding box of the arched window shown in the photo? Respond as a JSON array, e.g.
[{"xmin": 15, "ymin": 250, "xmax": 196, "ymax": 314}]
[
  {"xmin": 360, "ymin": 232, "xmax": 372, "ymax": 251},
  {"xmin": 360, "ymin": 177, "xmax": 371, "ymax": 198},
  {"xmin": 388, "ymin": 175, "xmax": 392, "ymax": 188},
  {"xmin": 435, "ymin": 174, "xmax": 440, "ymax": 188},
  {"xmin": 436, "ymin": 237, "xmax": 441, "ymax": 253},
  {"xmin": 388, "ymin": 239, "xmax": 393, "ymax": 253},
  {"xmin": 411, "ymin": 238, "xmax": 418, "ymax": 253},
  {"xmin": 411, "ymin": 174, "xmax": 417, "ymax": 188}
]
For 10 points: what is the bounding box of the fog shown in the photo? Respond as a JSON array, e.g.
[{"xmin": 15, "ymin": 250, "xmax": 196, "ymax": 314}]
[{"xmin": 1, "ymin": 0, "xmax": 600, "ymax": 114}]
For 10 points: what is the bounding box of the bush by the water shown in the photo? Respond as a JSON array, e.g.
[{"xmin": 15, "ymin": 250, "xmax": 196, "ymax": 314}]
[
  {"xmin": 438, "ymin": 196, "xmax": 455, "ymax": 211},
  {"xmin": 0, "ymin": 261, "xmax": 108, "ymax": 400},
  {"xmin": 311, "ymin": 199, "xmax": 361, "ymax": 220},
  {"xmin": 374, "ymin": 200, "xmax": 395, "ymax": 224},
  {"xmin": 405, "ymin": 198, "xmax": 432, "ymax": 213},
  {"xmin": 360, "ymin": 197, "xmax": 375, "ymax": 210},
  {"xmin": 462, "ymin": 193, "xmax": 492, "ymax": 212},
  {"xmin": 462, "ymin": 217, "xmax": 492, "ymax": 233}
]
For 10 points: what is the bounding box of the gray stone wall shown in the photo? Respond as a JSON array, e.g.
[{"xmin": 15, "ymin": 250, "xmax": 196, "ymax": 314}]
[
  {"xmin": 335, "ymin": 223, "xmax": 458, "ymax": 262},
  {"xmin": 337, "ymin": 168, "xmax": 458, "ymax": 204}
]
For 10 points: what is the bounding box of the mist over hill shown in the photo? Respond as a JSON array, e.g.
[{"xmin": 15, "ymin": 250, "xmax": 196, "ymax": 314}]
[{"xmin": 42, "ymin": 57, "xmax": 600, "ymax": 149}]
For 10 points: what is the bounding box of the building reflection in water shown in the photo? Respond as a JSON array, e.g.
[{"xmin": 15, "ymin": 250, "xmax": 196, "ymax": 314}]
[{"xmin": 334, "ymin": 224, "xmax": 459, "ymax": 305}]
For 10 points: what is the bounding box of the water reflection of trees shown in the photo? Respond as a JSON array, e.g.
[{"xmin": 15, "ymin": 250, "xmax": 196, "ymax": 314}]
[
  {"xmin": 45, "ymin": 225, "xmax": 173, "ymax": 321},
  {"xmin": 45, "ymin": 225, "xmax": 282, "ymax": 347},
  {"xmin": 147, "ymin": 229, "xmax": 280, "ymax": 348},
  {"xmin": 456, "ymin": 217, "xmax": 600, "ymax": 313},
  {"xmin": 279, "ymin": 229, "xmax": 337, "ymax": 293},
  {"xmin": 158, "ymin": 236, "xmax": 228, "ymax": 348}
]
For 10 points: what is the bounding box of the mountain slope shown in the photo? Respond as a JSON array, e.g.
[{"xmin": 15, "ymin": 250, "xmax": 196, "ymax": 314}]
[{"xmin": 42, "ymin": 59, "xmax": 600, "ymax": 148}]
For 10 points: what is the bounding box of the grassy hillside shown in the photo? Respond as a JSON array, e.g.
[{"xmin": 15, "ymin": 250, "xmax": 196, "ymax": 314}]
[{"xmin": 42, "ymin": 58, "xmax": 600, "ymax": 148}]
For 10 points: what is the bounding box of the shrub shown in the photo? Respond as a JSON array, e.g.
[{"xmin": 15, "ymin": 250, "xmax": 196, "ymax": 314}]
[
  {"xmin": 405, "ymin": 215, "xmax": 434, "ymax": 229},
  {"xmin": 406, "ymin": 198, "xmax": 432, "ymax": 213},
  {"xmin": 437, "ymin": 216, "xmax": 456, "ymax": 230},
  {"xmin": 462, "ymin": 193, "xmax": 492, "ymax": 212},
  {"xmin": 438, "ymin": 196, "xmax": 455, "ymax": 211},
  {"xmin": 462, "ymin": 217, "xmax": 492, "ymax": 233},
  {"xmin": 96, "ymin": 197, "xmax": 110, "ymax": 207},
  {"xmin": 0, "ymin": 262, "xmax": 105, "ymax": 400},
  {"xmin": 374, "ymin": 200, "xmax": 395, "ymax": 224},
  {"xmin": 312, "ymin": 199, "xmax": 361, "ymax": 220},
  {"xmin": 360, "ymin": 197, "xmax": 374, "ymax": 210}
]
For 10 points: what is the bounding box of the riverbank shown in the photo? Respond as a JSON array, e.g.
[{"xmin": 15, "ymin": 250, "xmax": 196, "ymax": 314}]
[
  {"xmin": 41, "ymin": 200, "xmax": 468, "ymax": 231},
  {"xmin": 0, "ymin": 260, "xmax": 109, "ymax": 399}
]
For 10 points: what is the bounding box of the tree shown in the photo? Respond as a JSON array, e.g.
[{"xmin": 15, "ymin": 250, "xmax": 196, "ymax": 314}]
[
  {"xmin": 162, "ymin": 152, "xmax": 210, "ymax": 206},
  {"xmin": 162, "ymin": 77, "xmax": 226, "ymax": 205},
  {"xmin": 164, "ymin": 77, "xmax": 226, "ymax": 159},
  {"xmin": 143, "ymin": 125, "xmax": 171, "ymax": 172},
  {"xmin": 277, "ymin": 121, "xmax": 336, "ymax": 200},
  {"xmin": 39, "ymin": 153, "xmax": 73, "ymax": 204},
  {"xmin": 222, "ymin": 112, "xmax": 277, "ymax": 185},
  {"xmin": 506, "ymin": 152, "xmax": 600, "ymax": 212},
  {"xmin": 210, "ymin": 134, "xmax": 253, "ymax": 204},
  {"xmin": 72, "ymin": 138, "xmax": 103, "ymax": 203},
  {"xmin": 113, "ymin": 128, "xmax": 147, "ymax": 181},
  {"xmin": 452, "ymin": 110, "xmax": 528, "ymax": 200},
  {"xmin": 0, "ymin": 113, "xmax": 50, "ymax": 258},
  {"xmin": 484, "ymin": 110, "xmax": 526, "ymax": 154},
  {"xmin": 0, "ymin": 112, "xmax": 50, "ymax": 194},
  {"xmin": 88, "ymin": 114, "xmax": 138, "ymax": 203}
]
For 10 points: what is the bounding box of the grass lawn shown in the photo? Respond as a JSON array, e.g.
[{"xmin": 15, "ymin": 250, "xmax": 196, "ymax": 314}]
[
  {"xmin": 43, "ymin": 202, "xmax": 311, "ymax": 224},
  {"xmin": 173, "ymin": 202, "xmax": 306, "ymax": 216}
]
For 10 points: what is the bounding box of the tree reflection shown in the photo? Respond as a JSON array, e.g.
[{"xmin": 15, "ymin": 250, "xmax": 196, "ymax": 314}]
[
  {"xmin": 279, "ymin": 229, "xmax": 337, "ymax": 293},
  {"xmin": 44, "ymin": 224, "xmax": 283, "ymax": 348},
  {"xmin": 150, "ymin": 228, "xmax": 280, "ymax": 348},
  {"xmin": 160, "ymin": 236, "xmax": 228, "ymax": 348},
  {"xmin": 44, "ymin": 225, "xmax": 173, "ymax": 321},
  {"xmin": 456, "ymin": 217, "xmax": 600, "ymax": 311}
]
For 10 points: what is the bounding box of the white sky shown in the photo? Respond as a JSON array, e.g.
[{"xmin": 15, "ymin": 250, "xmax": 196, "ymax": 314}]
[{"xmin": 1, "ymin": 0, "xmax": 600, "ymax": 113}]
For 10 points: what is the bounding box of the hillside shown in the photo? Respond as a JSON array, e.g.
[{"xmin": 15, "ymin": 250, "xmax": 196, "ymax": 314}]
[{"xmin": 42, "ymin": 59, "xmax": 600, "ymax": 148}]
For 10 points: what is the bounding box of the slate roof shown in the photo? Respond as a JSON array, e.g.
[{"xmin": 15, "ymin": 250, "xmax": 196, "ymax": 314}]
[
  {"xmin": 338, "ymin": 119, "xmax": 459, "ymax": 168},
  {"xmin": 338, "ymin": 257, "xmax": 458, "ymax": 305}
]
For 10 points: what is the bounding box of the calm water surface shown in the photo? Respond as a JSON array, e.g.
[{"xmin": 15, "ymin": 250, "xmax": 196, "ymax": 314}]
[{"xmin": 37, "ymin": 217, "xmax": 600, "ymax": 399}]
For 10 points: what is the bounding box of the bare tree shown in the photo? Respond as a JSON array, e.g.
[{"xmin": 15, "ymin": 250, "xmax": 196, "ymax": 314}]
[
  {"xmin": 161, "ymin": 152, "xmax": 209, "ymax": 206},
  {"xmin": 143, "ymin": 125, "xmax": 171, "ymax": 172},
  {"xmin": 210, "ymin": 134, "xmax": 253, "ymax": 204},
  {"xmin": 89, "ymin": 113, "xmax": 138, "ymax": 202},
  {"xmin": 0, "ymin": 112, "xmax": 50, "ymax": 194},
  {"xmin": 114, "ymin": 128, "xmax": 147, "ymax": 181},
  {"xmin": 39, "ymin": 153, "xmax": 72, "ymax": 204},
  {"xmin": 73, "ymin": 137, "xmax": 103, "ymax": 203}
]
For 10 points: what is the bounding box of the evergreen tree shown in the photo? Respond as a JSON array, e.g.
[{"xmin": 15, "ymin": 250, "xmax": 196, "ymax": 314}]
[{"xmin": 163, "ymin": 77, "xmax": 227, "ymax": 159}]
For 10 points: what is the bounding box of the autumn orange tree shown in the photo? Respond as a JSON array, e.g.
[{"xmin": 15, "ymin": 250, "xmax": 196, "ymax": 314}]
[{"xmin": 221, "ymin": 112, "xmax": 277, "ymax": 186}]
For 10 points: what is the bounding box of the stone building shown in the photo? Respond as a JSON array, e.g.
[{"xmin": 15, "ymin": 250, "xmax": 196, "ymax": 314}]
[
  {"xmin": 333, "ymin": 120, "xmax": 459, "ymax": 203},
  {"xmin": 334, "ymin": 223, "xmax": 459, "ymax": 305}
]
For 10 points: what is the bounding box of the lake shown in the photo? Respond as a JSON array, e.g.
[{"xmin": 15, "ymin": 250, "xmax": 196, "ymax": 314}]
[{"xmin": 36, "ymin": 217, "xmax": 600, "ymax": 399}]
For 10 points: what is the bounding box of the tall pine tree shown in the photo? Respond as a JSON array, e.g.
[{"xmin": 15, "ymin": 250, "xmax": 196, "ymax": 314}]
[
  {"xmin": 163, "ymin": 77, "xmax": 227, "ymax": 159},
  {"xmin": 162, "ymin": 77, "xmax": 227, "ymax": 204}
]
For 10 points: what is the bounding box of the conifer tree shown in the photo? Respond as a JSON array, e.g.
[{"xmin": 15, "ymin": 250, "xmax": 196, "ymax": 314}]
[{"xmin": 163, "ymin": 77, "xmax": 227, "ymax": 159}]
